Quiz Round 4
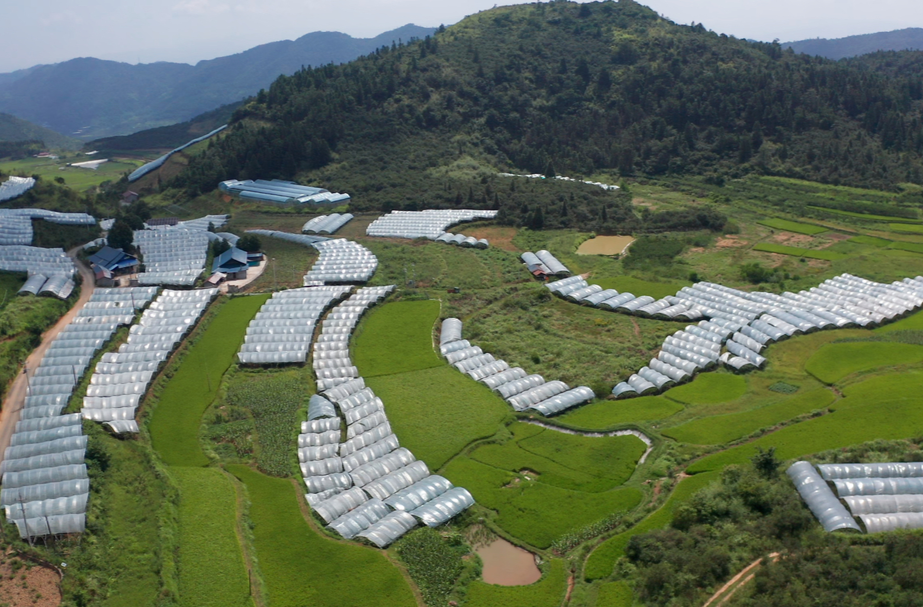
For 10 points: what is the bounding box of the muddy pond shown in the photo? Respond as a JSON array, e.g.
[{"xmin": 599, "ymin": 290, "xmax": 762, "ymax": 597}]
[
  {"xmin": 476, "ymin": 536, "xmax": 542, "ymax": 586},
  {"xmin": 576, "ymin": 235, "xmax": 635, "ymax": 256}
]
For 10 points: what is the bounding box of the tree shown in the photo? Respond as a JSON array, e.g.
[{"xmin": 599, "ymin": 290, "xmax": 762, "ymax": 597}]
[
  {"xmin": 529, "ymin": 207, "xmax": 545, "ymax": 230},
  {"xmin": 212, "ymin": 239, "xmax": 231, "ymax": 256},
  {"xmin": 751, "ymin": 447, "xmax": 781, "ymax": 478},
  {"xmin": 107, "ymin": 220, "xmax": 134, "ymax": 252},
  {"xmin": 237, "ymin": 234, "xmax": 262, "ymax": 253}
]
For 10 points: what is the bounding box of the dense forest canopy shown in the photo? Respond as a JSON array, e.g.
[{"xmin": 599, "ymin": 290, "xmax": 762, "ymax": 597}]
[{"xmin": 172, "ymin": 0, "xmax": 923, "ymax": 229}]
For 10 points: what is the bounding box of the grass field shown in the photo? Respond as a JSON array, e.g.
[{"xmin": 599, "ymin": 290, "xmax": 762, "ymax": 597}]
[
  {"xmin": 752, "ymin": 243, "xmax": 843, "ymax": 261},
  {"xmin": 465, "ymin": 558, "xmax": 567, "ymax": 607},
  {"xmin": 593, "ymin": 276, "xmax": 688, "ymax": 299},
  {"xmin": 469, "ymin": 422, "xmax": 647, "ymax": 493},
  {"xmin": 664, "ymin": 388, "xmax": 836, "ymax": 445},
  {"xmin": 850, "ymin": 235, "xmax": 892, "ymax": 247},
  {"xmin": 556, "ymin": 396, "xmax": 684, "ymax": 430},
  {"xmin": 890, "ymin": 223, "xmax": 923, "ymax": 234},
  {"xmin": 0, "ymin": 273, "xmax": 25, "ymax": 311},
  {"xmin": 243, "ymin": 237, "xmax": 317, "ymax": 292},
  {"xmin": 173, "ymin": 468, "xmax": 252, "ymax": 607},
  {"xmin": 0, "ymin": 155, "xmax": 144, "ymax": 191},
  {"xmin": 367, "ymin": 366, "xmax": 510, "ymax": 469},
  {"xmin": 228, "ymin": 465, "xmax": 416, "ymax": 607},
  {"xmin": 804, "ymin": 342, "xmax": 923, "ymax": 384},
  {"xmin": 665, "ymin": 373, "xmax": 748, "ymax": 405},
  {"xmin": 890, "ymin": 241, "xmax": 923, "ymax": 254},
  {"xmin": 757, "ymin": 218, "xmax": 828, "ymax": 235},
  {"xmin": 353, "ymin": 300, "xmax": 443, "ymax": 376},
  {"xmin": 584, "ymin": 471, "xmax": 721, "ymax": 581},
  {"xmin": 596, "ymin": 581, "xmax": 633, "ymax": 607},
  {"xmin": 149, "ymin": 294, "xmax": 269, "ymax": 466},
  {"xmin": 443, "ymin": 456, "xmax": 642, "ymax": 549},
  {"xmin": 806, "ymin": 206, "xmax": 922, "ymax": 223},
  {"xmin": 687, "ymin": 370, "xmax": 923, "ymax": 474}
]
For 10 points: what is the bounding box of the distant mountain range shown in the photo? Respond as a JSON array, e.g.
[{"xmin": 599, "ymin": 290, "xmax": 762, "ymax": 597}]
[
  {"xmin": 0, "ymin": 112, "xmax": 79, "ymax": 150},
  {"xmin": 0, "ymin": 24, "xmax": 436, "ymax": 141},
  {"xmin": 784, "ymin": 28, "xmax": 923, "ymax": 60}
]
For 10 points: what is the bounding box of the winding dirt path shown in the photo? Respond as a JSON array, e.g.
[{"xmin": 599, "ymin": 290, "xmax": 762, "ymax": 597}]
[
  {"xmin": 702, "ymin": 552, "xmax": 780, "ymax": 607},
  {"xmin": 0, "ymin": 247, "xmax": 95, "ymax": 466}
]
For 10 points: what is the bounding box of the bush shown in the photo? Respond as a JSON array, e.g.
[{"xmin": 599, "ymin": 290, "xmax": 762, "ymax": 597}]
[
  {"xmin": 236, "ymin": 234, "xmax": 261, "ymax": 253},
  {"xmin": 739, "ymin": 262, "xmax": 776, "ymax": 284}
]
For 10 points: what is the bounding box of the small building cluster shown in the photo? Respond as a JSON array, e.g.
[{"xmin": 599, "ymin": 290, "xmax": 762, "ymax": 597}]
[
  {"xmin": 88, "ymin": 246, "xmax": 139, "ymax": 286},
  {"xmin": 366, "ymin": 209, "xmax": 497, "ymax": 245},
  {"xmin": 440, "ymin": 318, "xmax": 594, "ymax": 416},
  {"xmin": 521, "ymin": 250, "xmax": 570, "ymax": 278},
  {"xmin": 220, "ymin": 179, "xmax": 350, "ymax": 205},
  {"xmin": 789, "ymin": 461, "xmax": 923, "ymax": 533},
  {"xmin": 302, "ymin": 213, "xmax": 354, "ymax": 235}
]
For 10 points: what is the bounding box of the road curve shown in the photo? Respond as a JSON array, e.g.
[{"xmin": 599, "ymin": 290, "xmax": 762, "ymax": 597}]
[{"xmin": 0, "ymin": 246, "xmax": 96, "ymax": 466}]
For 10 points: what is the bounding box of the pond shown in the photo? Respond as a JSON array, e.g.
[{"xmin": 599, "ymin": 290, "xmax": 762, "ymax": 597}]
[
  {"xmin": 576, "ymin": 235, "xmax": 635, "ymax": 256},
  {"xmin": 476, "ymin": 536, "xmax": 542, "ymax": 586}
]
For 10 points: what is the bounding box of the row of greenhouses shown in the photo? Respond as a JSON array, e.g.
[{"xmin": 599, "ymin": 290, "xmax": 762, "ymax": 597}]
[
  {"xmin": 789, "ymin": 461, "xmax": 923, "ymax": 534},
  {"xmin": 298, "ymin": 289, "xmax": 475, "ymax": 547},
  {"xmin": 0, "ymin": 207, "xmax": 96, "ymax": 246},
  {"xmin": 440, "ymin": 318, "xmax": 594, "ymax": 416},
  {"xmin": 18, "ymin": 273, "xmax": 75, "ymax": 299},
  {"xmin": 81, "ymin": 289, "xmax": 216, "ymax": 428},
  {"xmin": 302, "ymin": 213, "xmax": 354, "ymax": 235},
  {"xmin": 521, "ymin": 250, "xmax": 570, "ymax": 276},
  {"xmin": 133, "ymin": 229, "xmax": 210, "ymax": 286},
  {"xmin": 1, "ymin": 287, "xmax": 158, "ymax": 538},
  {"xmin": 366, "ymin": 209, "xmax": 497, "ymax": 242},
  {"xmin": 237, "ymin": 286, "xmax": 352, "ymax": 364},
  {"xmin": 0, "ymin": 245, "xmax": 75, "ymax": 278}
]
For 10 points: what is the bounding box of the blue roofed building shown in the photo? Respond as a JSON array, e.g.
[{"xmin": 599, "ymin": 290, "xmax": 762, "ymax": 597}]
[
  {"xmin": 212, "ymin": 247, "xmax": 249, "ymax": 279},
  {"xmin": 88, "ymin": 246, "xmax": 139, "ymax": 276}
]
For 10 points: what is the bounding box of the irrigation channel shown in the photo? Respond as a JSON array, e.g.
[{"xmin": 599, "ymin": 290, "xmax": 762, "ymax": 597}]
[{"xmin": 522, "ymin": 420, "xmax": 655, "ymax": 464}]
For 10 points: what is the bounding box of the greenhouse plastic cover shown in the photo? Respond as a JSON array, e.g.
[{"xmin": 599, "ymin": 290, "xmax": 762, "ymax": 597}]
[
  {"xmin": 410, "ymin": 487, "xmax": 475, "ymax": 527},
  {"xmin": 308, "ymin": 394, "xmax": 337, "ymax": 420},
  {"xmin": 349, "ymin": 448, "xmax": 416, "ymax": 487},
  {"xmin": 819, "ymin": 463, "xmax": 923, "ymax": 480},
  {"xmin": 384, "ymin": 475, "xmax": 453, "ymax": 512},
  {"xmin": 0, "ymin": 246, "xmax": 75, "ymax": 277},
  {"xmin": 0, "ymin": 176, "xmax": 36, "ymax": 203},
  {"xmin": 328, "ymin": 498, "xmax": 390, "ymax": 539},
  {"xmin": 366, "ymin": 209, "xmax": 497, "ymax": 241},
  {"xmin": 833, "ymin": 477, "xmax": 923, "ymax": 496},
  {"xmin": 787, "ymin": 461, "xmax": 861, "ymax": 532},
  {"xmin": 859, "ymin": 513, "xmax": 923, "ymax": 533},
  {"xmin": 357, "ymin": 510, "xmax": 418, "ymax": 548},
  {"xmin": 844, "ymin": 494, "xmax": 923, "ymax": 515},
  {"xmin": 303, "ymin": 213, "xmax": 354, "ymax": 235},
  {"xmin": 312, "ymin": 487, "xmax": 369, "ymax": 524},
  {"xmin": 129, "ymin": 125, "xmax": 227, "ymax": 182},
  {"xmin": 5, "ymin": 494, "xmax": 87, "ymax": 520},
  {"xmin": 361, "ymin": 460, "xmax": 430, "ymax": 501}
]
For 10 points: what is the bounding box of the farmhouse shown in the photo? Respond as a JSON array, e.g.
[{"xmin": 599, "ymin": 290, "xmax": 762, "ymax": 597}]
[{"xmin": 211, "ymin": 247, "xmax": 249, "ymax": 279}]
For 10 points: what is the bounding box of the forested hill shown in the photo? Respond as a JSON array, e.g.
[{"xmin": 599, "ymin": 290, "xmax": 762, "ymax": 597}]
[
  {"xmin": 0, "ymin": 113, "xmax": 79, "ymax": 151},
  {"xmin": 174, "ymin": 0, "xmax": 923, "ymax": 208},
  {"xmin": 785, "ymin": 28, "xmax": 923, "ymax": 60}
]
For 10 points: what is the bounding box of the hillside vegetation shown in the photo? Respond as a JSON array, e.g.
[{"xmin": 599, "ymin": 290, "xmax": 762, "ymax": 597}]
[{"xmin": 174, "ymin": 0, "xmax": 923, "ymax": 231}]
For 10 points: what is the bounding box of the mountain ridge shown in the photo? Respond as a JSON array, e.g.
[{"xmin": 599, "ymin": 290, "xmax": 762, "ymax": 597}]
[
  {"xmin": 0, "ymin": 24, "xmax": 437, "ymax": 141},
  {"xmin": 784, "ymin": 28, "xmax": 923, "ymax": 60}
]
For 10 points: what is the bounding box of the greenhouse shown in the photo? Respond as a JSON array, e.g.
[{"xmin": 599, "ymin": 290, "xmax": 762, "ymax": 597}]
[
  {"xmin": 439, "ymin": 317, "xmax": 593, "ymax": 415},
  {"xmin": 133, "ymin": 229, "xmax": 210, "ymax": 286},
  {"xmin": 0, "ymin": 245, "xmax": 75, "ymax": 277},
  {"xmin": 128, "ymin": 125, "xmax": 227, "ymax": 182},
  {"xmin": 304, "ymin": 239, "xmax": 378, "ymax": 285},
  {"xmin": 366, "ymin": 209, "xmax": 498, "ymax": 242},
  {"xmin": 302, "ymin": 213, "xmax": 354, "ymax": 235},
  {"xmin": 220, "ymin": 179, "xmax": 349, "ymax": 204},
  {"xmin": 81, "ymin": 289, "xmax": 213, "ymax": 425},
  {"xmin": 0, "ymin": 176, "xmax": 36, "ymax": 203},
  {"xmin": 357, "ymin": 511, "xmax": 418, "ymax": 548}
]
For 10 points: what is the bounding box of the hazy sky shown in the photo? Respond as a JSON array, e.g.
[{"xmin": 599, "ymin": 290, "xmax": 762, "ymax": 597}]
[{"xmin": 1, "ymin": 0, "xmax": 920, "ymax": 72}]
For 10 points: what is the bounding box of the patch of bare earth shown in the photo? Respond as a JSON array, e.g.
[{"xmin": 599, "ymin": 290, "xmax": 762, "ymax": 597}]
[
  {"xmin": 716, "ymin": 236, "xmax": 747, "ymax": 248},
  {"xmin": 0, "ymin": 552, "xmax": 60, "ymax": 607},
  {"xmin": 463, "ymin": 226, "xmax": 519, "ymax": 252},
  {"xmin": 771, "ymin": 232, "xmax": 814, "ymax": 246}
]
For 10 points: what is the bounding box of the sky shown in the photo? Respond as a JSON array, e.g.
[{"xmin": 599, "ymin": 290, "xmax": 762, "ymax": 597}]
[{"xmin": 0, "ymin": 0, "xmax": 920, "ymax": 72}]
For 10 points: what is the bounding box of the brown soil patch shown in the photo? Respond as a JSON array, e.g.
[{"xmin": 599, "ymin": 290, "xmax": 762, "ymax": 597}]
[
  {"xmin": 687, "ymin": 247, "xmax": 705, "ymax": 254},
  {"xmin": 631, "ymin": 197, "xmax": 656, "ymax": 208},
  {"xmin": 771, "ymin": 232, "xmax": 814, "ymax": 246},
  {"xmin": 0, "ymin": 552, "xmax": 60, "ymax": 607},
  {"xmin": 716, "ymin": 236, "xmax": 747, "ymax": 248},
  {"xmin": 631, "ymin": 318, "xmax": 641, "ymax": 338},
  {"xmin": 463, "ymin": 226, "xmax": 520, "ymax": 252}
]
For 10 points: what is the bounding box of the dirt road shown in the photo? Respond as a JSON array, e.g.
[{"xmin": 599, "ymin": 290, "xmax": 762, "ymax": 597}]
[{"xmin": 0, "ymin": 247, "xmax": 96, "ymax": 466}]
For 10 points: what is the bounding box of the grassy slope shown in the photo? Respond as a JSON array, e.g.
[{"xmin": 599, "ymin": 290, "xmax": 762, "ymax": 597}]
[
  {"xmin": 149, "ymin": 294, "xmax": 269, "ymax": 466},
  {"xmin": 756, "ymin": 218, "xmax": 828, "ymax": 235},
  {"xmin": 228, "ymin": 466, "xmax": 416, "ymax": 607},
  {"xmin": 805, "ymin": 341, "xmax": 923, "ymax": 383},
  {"xmin": 665, "ymin": 373, "xmax": 748, "ymax": 405},
  {"xmin": 353, "ymin": 300, "xmax": 443, "ymax": 376},
  {"xmin": 556, "ymin": 395, "xmax": 684, "ymax": 430}
]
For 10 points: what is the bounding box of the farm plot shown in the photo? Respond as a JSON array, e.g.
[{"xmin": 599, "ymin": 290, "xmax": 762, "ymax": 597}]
[
  {"xmin": 173, "ymin": 467, "xmax": 252, "ymax": 607},
  {"xmin": 665, "ymin": 373, "xmax": 748, "ymax": 405},
  {"xmin": 149, "ymin": 294, "xmax": 269, "ymax": 467},
  {"xmin": 470, "ymin": 422, "xmax": 647, "ymax": 493},
  {"xmin": 556, "ymin": 396, "xmax": 684, "ymax": 430},
  {"xmin": 757, "ymin": 218, "xmax": 828, "ymax": 235},
  {"xmin": 353, "ymin": 300, "xmax": 443, "ymax": 376},
  {"xmin": 804, "ymin": 341, "xmax": 923, "ymax": 384},
  {"xmin": 752, "ymin": 243, "xmax": 843, "ymax": 261},
  {"xmin": 442, "ymin": 456, "xmax": 642, "ymax": 549},
  {"xmin": 664, "ymin": 388, "xmax": 836, "ymax": 445},
  {"xmin": 687, "ymin": 370, "xmax": 923, "ymax": 474},
  {"xmin": 366, "ymin": 366, "xmax": 510, "ymax": 470},
  {"xmin": 890, "ymin": 223, "xmax": 923, "ymax": 234},
  {"xmin": 584, "ymin": 471, "xmax": 721, "ymax": 581},
  {"xmin": 465, "ymin": 558, "xmax": 567, "ymax": 607},
  {"xmin": 228, "ymin": 465, "xmax": 416, "ymax": 607}
]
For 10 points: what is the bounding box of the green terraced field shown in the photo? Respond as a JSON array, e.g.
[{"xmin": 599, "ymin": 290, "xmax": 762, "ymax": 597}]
[
  {"xmin": 665, "ymin": 373, "xmax": 748, "ymax": 405},
  {"xmin": 807, "ymin": 206, "xmax": 922, "ymax": 223},
  {"xmin": 442, "ymin": 456, "xmax": 642, "ymax": 549},
  {"xmin": 850, "ymin": 235, "xmax": 892, "ymax": 247},
  {"xmin": 804, "ymin": 341, "xmax": 923, "ymax": 384},
  {"xmin": 664, "ymin": 388, "xmax": 836, "ymax": 445},
  {"xmin": 149, "ymin": 294, "xmax": 269, "ymax": 467},
  {"xmin": 757, "ymin": 218, "xmax": 828, "ymax": 235},
  {"xmin": 890, "ymin": 241, "xmax": 923, "ymax": 254},
  {"xmin": 173, "ymin": 468, "xmax": 252, "ymax": 607},
  {"xmin": 556, "ymin": 396, "xmax": 684, "ymax": 430},
  {"xmin": 596, "ymin": 581, "xmax": 633, "ymax": 607},
  {"xmin": 228, "ymin": 465, "xmax": 416, "ymax": 607},
  {"xmin": 353, "ymin": 300, "xmax": 443, "ymax": 377},
  {"xmin": 466, "ymin": 558, "xmax": 568, "ymax": 607},
  {"xmin": 752, "ymin": 243, "xmax": 844, "ymax": 261},
  {"xmin": 890, "ymin": 223, "xmax": 923, "ymax": 234},
  {"xmin": 687, "ymin": 371, "xmax": 923, "ymax": 474},
  {"xmin": 367, "ymin": 366, "xmax": 510, "ymax": 470},
  {"xmin": 584, "ymin": 471, "xmax": 721, "ymax": 581},
  {"xmin": 469, "ymin": 422, "xmax": 647, "ymax": 492}
]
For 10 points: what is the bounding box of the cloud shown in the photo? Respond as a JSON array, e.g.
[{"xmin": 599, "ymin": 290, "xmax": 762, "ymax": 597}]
[{"xmin": 172, "ymin": 0, "xmax": 230, "ymax": 16}]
